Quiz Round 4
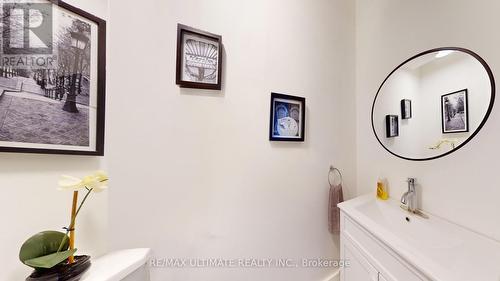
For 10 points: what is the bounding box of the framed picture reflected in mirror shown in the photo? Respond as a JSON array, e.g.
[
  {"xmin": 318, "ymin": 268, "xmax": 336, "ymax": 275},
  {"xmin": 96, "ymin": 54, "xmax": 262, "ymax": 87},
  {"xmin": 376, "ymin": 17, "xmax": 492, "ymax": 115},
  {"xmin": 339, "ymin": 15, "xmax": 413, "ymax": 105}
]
[
  {"xmin": 386, "ymin": 115, "xmax": 399, "ymax": 138},
  {"xmin": 441, "ymin": 89, "xmax": 469, "ymax": 134},
  {"xmin": 401, "ymin": 99, "xmax": 412, "ymax": 119}
]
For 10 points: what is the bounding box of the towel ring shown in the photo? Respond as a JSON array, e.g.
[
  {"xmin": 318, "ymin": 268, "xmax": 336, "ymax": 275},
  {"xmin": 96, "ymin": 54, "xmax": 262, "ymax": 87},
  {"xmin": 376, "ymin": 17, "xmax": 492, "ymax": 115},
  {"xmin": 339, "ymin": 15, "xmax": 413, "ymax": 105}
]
[{"xmin": 328, "ymin": 166, "xmax": 343, "ymax": 187}]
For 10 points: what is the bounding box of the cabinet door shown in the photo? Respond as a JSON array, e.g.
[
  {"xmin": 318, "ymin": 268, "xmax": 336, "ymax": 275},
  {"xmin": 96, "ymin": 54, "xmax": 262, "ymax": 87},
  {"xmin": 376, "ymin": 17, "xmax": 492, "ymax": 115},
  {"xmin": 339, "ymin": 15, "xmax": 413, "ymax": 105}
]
[{"xmin": 341, "ymin": 239, "xmax": 378, "ymax": 281}]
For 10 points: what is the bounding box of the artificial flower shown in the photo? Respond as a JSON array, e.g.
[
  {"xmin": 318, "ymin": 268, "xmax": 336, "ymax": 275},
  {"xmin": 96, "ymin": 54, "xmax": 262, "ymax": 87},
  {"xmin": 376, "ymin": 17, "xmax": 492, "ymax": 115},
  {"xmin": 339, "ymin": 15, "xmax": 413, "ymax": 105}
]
[
  {"xmin": 89, "ymin": 170, "xmax": 108, "ymax": 193},
  {"xmin": 58, "ymin": 171, "xmax": 109, "ymax": 193},
  {"xmin": 94, "ymin": 170, "xmax": 109, "ymax": 183},
  {"xmin": 58, "ymin": 175, "xmax": 86, "ymax": 191}
]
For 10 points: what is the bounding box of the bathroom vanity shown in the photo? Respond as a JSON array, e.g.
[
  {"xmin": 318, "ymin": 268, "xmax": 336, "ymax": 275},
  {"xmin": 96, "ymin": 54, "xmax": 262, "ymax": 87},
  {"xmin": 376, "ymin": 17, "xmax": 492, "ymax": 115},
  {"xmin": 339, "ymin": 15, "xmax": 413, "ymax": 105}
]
[
  {"xmin": 338, "ymin": 195, "xmax": 500, "ymax": 281},
  {"xmin": 81, "ymin": 248, "xmax": 151, "ymax": 281}
]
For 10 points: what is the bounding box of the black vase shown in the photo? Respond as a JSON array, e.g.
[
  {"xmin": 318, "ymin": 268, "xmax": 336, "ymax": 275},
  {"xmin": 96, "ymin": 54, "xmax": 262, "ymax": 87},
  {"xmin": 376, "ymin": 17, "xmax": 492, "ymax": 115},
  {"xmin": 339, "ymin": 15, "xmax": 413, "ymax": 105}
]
[{"xmin": 26, "ymin": 255, "xmax": 91, "ymax": 281}]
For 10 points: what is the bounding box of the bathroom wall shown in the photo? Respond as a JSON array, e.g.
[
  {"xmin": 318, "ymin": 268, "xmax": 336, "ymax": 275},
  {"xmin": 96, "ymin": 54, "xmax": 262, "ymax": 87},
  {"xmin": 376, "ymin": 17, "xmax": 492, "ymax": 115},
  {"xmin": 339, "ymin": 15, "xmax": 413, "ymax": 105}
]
[
  {"xmin": 356, "ymin": 0, "xmax": 500, "ymax": 241},
  {"xmin": 0, "ymin": 1, "xmax": 109, "ymax": 280},
  {"xmin": 107, "ymin": 0, "xmax": 356, "ymax": 280}
]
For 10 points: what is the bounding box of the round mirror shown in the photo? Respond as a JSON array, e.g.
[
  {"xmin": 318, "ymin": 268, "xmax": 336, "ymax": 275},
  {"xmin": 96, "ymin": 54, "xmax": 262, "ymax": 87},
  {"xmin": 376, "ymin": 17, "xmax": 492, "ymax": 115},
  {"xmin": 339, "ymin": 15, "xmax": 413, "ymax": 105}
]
[{"xmin": 372, "ymin": 47, "xmax": 495, "ymax": 161}]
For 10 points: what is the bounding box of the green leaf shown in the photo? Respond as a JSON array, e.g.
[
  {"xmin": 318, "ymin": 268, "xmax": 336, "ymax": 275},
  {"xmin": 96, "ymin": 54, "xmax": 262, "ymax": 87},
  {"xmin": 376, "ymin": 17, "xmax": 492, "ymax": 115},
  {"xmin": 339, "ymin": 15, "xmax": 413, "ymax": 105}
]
[
  {"xmin": 24, "ymin": 249, "xmax": 77, "ymax": 269},
  {"xmin": 19, "ymin": 231, "xmax": 70, "ymax": 265}
]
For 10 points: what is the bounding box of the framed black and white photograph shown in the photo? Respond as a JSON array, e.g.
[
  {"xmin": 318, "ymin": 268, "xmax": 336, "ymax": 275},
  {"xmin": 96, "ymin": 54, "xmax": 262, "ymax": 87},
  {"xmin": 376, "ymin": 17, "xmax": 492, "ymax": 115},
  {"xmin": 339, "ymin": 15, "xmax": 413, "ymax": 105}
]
[
  {"xmin": 386, "ymin": 115, "xmax": 399, "ymax": 138},
  {"xmin": 441, "ymin": 89, "xmax": 469, "ymax": 134},
  {"xmin": 401, "ymin": 99, "xmax": 412, "ymax": 119},
  {"xmin": 176, "ymin": 24, "xmax": 222, "ymax": 90},
  {"xmin": 269, "ymin": 93, "xmax": 305, "ymax": 142},
  {"xmin": 0, "ymin": 1, "xmax": 106, "ymax": 155}
]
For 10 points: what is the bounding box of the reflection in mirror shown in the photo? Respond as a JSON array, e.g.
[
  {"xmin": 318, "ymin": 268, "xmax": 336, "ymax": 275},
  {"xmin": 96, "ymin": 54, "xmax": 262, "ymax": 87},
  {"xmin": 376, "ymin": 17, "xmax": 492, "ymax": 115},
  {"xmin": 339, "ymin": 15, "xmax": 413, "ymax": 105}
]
[{"xmin": 372, "ymin": 48, "xmax": 495, "ymax": 161}]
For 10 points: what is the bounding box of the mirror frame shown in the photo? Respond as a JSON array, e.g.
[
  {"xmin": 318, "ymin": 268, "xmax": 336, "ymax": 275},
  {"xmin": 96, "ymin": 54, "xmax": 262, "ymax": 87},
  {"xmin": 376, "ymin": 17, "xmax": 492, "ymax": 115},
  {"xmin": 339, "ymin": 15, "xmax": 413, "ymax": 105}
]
[{"xmin": 371, "ymin": 47, "xmax": 496, "ymax": 161}]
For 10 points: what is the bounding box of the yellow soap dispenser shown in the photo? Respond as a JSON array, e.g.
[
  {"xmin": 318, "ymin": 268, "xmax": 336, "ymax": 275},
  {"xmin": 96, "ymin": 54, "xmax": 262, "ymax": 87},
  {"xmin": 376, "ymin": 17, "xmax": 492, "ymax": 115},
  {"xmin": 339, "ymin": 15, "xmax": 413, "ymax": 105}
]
[{"xmin": 376, "ymin": 177, "xmax": 389, "ymax": 200}]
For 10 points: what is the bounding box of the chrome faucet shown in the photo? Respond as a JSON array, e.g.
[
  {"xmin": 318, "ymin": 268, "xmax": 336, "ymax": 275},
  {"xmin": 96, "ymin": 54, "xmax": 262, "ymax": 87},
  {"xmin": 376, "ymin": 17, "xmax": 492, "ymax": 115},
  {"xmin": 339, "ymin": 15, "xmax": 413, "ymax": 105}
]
[{"xmin": 401, "ymin": 178, "xmax": 417, "ymax": 213}]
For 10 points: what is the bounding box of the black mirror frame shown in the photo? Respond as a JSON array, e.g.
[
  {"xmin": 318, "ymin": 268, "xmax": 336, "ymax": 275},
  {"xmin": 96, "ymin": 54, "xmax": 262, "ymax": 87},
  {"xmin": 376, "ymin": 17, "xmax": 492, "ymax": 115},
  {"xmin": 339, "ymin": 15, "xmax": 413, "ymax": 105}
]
[{"xmin": 371, "ymin": 47, "xmax": 496, "ymax": 161}]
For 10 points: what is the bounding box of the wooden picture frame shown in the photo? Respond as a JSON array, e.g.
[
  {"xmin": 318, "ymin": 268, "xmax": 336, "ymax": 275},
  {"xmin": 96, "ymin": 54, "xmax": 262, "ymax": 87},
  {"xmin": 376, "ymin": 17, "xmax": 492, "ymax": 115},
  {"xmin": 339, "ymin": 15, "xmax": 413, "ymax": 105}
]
[
  {"xmin": 0, "ymin": 0, "xmax": 106, "ymax": 156},
  {"xmin": 269, "ymin": 92, "xmax": 306, "ymax": 142},
  {"xmin": 441, "ymin": 89, "xmax": 469, "ymax": 134},
  {"xmin": 176, "ymin": 24, "xmax": 222, "ymax": 90}
]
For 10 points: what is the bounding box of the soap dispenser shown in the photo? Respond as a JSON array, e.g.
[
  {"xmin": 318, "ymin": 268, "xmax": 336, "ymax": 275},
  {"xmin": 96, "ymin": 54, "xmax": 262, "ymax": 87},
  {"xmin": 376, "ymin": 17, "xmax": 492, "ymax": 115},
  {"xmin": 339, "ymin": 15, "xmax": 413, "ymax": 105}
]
[{"xmin": 376, "ymin": 177, "xmax": 389, "ymax": 200}]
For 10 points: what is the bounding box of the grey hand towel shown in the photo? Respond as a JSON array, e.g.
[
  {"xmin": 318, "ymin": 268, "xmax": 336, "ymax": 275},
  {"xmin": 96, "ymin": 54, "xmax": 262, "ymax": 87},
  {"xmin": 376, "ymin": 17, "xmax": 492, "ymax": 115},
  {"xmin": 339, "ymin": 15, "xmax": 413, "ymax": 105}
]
[{"xmin": 328, "ymin": 183, "xmax": 344, "ymax": 234}]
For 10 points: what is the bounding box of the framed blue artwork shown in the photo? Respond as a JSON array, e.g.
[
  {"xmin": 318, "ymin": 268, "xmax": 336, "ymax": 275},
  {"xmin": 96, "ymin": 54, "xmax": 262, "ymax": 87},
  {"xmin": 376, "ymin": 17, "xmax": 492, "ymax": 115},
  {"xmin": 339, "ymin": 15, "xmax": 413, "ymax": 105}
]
[{"xmin": 269, "ymin": 92, "xmax": 305, "ymax": 142}]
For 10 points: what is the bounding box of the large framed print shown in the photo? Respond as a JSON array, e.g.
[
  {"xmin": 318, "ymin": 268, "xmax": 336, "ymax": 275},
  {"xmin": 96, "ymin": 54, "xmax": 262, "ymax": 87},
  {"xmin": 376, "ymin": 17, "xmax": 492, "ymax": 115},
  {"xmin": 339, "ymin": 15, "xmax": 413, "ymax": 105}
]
[
  {"xmin": 269, "ymin": 92, "xmax": 305, "ymax": 142},
  {"xmin": 0, "ymin": 0, "xmax": 106, "ymax": 155},
  {"xmin": 176, "ymin": 24, "xmax": 222, "ymax": 90}
]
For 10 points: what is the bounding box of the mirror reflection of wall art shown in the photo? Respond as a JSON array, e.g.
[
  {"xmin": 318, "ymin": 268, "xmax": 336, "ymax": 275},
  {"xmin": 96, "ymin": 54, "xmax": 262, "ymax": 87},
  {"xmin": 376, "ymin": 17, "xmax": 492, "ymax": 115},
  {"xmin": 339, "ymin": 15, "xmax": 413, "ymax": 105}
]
[
  {"xmin": 441, "ymin": 89, "xmax": 469, "ymax": 134},
  {"xmin": 386, "ymin": 115, "xmax": 399, "ymax": 138},
  {"xmin": 372, "ymin": 47, "xmax": 494, "ymax": 161},
  {"xmin": 0, "ymin": 1, "xmax": 106, "ymax": 155},
  {"xmin": 401, "ymin": 99, "xmax": 412, "ymax": 119},
  {"xmin": 269, "ymin": 93, "xmax": 305, "ymax": 142},
  {"xmin": 176, "ymin": 24, "xmax": 222, "ymax": 90}
]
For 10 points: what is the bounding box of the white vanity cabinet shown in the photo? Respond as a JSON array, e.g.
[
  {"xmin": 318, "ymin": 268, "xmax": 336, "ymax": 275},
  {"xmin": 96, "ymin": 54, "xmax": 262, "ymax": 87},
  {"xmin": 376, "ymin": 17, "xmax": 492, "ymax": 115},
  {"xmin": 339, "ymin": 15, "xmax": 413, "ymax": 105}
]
[
  {"xmin": 338, "ymin": 195, "xmax": 500, "ymax": 281},
  {"xmin": 341, "ymin": 236, "xmax": 378, "ymax": 281},
  {"xmin": 340, "ymin": 212, "xmax": 428, "ymax": 281}
]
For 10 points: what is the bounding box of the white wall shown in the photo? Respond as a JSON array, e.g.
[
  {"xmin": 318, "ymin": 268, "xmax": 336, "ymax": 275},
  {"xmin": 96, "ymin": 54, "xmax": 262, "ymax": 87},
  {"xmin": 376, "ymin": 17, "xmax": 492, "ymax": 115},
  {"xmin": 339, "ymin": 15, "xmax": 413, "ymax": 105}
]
[
  {"xmin": 0, "ymin": 1, "xmax": 109, "ymax": 280},
  {"xmin": 107, "ymin": 0, "xmax": 356, "ymax": 280},
  {"xmin": 356, "ymin": 0, "xmax": 500, "ymax": 241}
]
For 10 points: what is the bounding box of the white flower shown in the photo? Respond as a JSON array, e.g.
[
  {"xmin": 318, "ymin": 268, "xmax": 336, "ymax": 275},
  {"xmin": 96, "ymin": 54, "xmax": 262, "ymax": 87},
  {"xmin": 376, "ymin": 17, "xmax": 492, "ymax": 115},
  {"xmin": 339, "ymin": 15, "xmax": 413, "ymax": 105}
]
[
  {"xmin": 58, "ymin": 175, "xmax": 85, "ymax": 191},
  {"xmin": 58, "ymin": 171, "xmax": 109, "ymax": 193}
]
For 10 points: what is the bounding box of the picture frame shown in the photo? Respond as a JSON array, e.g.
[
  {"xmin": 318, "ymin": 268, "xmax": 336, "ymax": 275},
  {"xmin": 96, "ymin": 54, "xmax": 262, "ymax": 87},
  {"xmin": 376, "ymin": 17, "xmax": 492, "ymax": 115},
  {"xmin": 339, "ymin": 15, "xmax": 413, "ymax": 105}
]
[
  {"xmin": 401, "ymin": 99, "xmax": 412, "ymax": 119},
  {"xmin": 385, "ymin": 115, "xmax": 399, "ymax": 138},
  {"xmin": 269, "ymin": 93, "xmax": 306, "ymax": 142},
  {"xmin": 0, "ymin": 0, "xmax": 106, "ymax": 155},
  {"xmin": 176, "ymin": 24, "xmax": 222, "ymax": 90},
  {"xmin": 441, "ymin": 89, "xmax": 469, "ymax": 134}
]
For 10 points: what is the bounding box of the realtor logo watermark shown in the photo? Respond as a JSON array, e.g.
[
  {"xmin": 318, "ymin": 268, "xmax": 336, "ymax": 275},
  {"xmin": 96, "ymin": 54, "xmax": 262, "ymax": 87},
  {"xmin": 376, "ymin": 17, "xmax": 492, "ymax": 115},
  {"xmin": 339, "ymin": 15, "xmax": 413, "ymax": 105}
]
[
  {"xmin": 150, "ymin": 257, "xmax": 351, "ymax": 269},
  {"xmin": 1, "ymin": 0, "xmax": 56, "ymax": 69}
]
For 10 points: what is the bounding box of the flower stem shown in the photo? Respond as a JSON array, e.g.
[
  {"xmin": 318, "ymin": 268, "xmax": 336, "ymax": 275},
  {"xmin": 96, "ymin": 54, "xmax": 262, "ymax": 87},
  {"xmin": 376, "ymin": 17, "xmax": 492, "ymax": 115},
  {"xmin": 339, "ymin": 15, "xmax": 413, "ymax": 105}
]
[
  {"xmin": 57, "ymin": 187, "xmax": 94, "ymax": 253},
  {"xmin": 68, "ymin": 191, "xmax": 79, "ymax": 263}
]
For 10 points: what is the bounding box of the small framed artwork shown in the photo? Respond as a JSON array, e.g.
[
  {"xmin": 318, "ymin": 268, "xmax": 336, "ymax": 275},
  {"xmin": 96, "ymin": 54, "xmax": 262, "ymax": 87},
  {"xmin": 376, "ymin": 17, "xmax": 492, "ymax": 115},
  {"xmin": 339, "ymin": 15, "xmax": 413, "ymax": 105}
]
[
  {"xmin": 269, "ymin": 93, "xmax": 306, "ymax": 142},
  {"xmin": 386, "ymin": 115, "xmax": 399, "ymax": 138},
  {"xmin": 441, "ymin": 89, "xmax": 469, "ymax": 134},
  {"xmin": 176, "ymin": 24, "xmax": 222, "ymax": 90},
  {"xmin": 0, "ymin": 0, "xmax": 106, "ymax": 155},
  {"xmin": 401, "ymin": 99, "xmax": 412, "ymax": 119}
]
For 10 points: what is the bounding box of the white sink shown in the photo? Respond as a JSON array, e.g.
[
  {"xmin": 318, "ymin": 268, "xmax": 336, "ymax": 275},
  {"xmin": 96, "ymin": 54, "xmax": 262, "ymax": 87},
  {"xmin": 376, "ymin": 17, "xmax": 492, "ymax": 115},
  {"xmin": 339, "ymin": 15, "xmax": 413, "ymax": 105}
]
[
  {"xmin": 338, "ymin": 194, "xmax": 500, "ymax": 281},
  {"xmin": 355, "ymin": 198, "xmax": 463, "ymax": 250}
]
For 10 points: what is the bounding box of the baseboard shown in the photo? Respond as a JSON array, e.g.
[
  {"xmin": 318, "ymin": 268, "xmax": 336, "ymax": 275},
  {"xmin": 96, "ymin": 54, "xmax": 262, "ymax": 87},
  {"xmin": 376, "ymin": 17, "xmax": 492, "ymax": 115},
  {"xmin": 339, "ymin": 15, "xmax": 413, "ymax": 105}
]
[{"xmin": 321, "ymin": 268, "xmax": 340, "ymax": 281}]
